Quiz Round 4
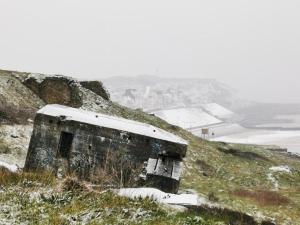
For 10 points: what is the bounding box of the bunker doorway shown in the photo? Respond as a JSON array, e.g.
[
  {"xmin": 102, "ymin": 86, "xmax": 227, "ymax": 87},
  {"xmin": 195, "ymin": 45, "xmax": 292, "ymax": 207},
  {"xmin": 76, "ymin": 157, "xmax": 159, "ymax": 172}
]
[
  {"xmin": 58, "ymin": 131, "xmax": 74, "ymax": 159},
  {"xmin": 57, "ymin": 131, "xmax": 74, "ymax": 176}
]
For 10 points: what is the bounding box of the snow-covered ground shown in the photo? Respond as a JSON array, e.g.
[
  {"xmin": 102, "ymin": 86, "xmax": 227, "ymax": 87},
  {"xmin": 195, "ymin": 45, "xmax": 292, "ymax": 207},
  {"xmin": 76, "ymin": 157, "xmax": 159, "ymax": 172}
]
[
  {"xmin": 267, "ymin": 165, "xmax": 291, "ymax": 190},
  {"xmin": 151, "ymin": 104, "xmax": 300, "ymax": 154},
  {"xmin": 116, "ymin": 188, "xmax": 213, "ymax": 206},
  {"xmin": 152, "ymin": 107, "xmax": 222, "ymax": 129},
  {"xmin": 191, "ymin": 123, "xmax": 245, "ymax": 138},
  {"xmin": 269, "ymin": 165, "xmax": 291, "ymax": 173},
  {"xmin": 0, "ymin": 160, "xmax": 18, "ymax": 172},
  {"xmin": 202, "ymin": 103, "xmax": 234, "ymax": 119},
  {"xmin": 212, "ymin": 129, "xmax": 300, "ymax": 154},
  {"xmin": 255, "ymin": 114, "xmax": 300, "ymax": 128}
]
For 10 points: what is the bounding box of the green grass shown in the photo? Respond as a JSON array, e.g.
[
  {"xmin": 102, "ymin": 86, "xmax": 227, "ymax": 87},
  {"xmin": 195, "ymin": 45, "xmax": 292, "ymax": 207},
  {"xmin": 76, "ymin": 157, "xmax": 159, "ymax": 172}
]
[
  {"xmin": 181, "ymin": 140, "xmax": 300, "ymax": 224},
  {"xmin": 0, "ymin": 170, "xmax": 56, "ymax": 187},
  {"xmin": 0, "ymin": 173, "xmax": 225, "ymax": 225},
  {"xmin": 2, "ymin": 69, "xmax": 300, "ymax": 224},
  {"xmin": 2, "ymin": 102, "xmax": 300, "ymax": 223}
]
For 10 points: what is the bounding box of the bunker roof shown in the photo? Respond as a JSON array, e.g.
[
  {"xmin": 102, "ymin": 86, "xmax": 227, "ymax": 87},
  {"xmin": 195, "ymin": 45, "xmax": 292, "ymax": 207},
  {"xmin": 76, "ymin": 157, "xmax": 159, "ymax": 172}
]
[{"xmin": 37, "ymin": 104, "xmax": 188, "ymax": 145}]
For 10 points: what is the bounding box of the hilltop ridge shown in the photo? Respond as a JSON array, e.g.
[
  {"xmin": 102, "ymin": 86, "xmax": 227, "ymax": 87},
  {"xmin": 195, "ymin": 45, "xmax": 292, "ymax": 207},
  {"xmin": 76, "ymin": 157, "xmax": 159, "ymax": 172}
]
[{"xmin": 0, "ymin": 69, "xmax": 300, "ymax": 224}]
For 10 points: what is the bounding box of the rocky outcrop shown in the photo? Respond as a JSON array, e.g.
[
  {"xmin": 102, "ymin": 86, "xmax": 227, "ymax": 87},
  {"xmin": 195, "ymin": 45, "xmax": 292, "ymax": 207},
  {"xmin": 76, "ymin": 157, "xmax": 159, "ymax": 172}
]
[
  {"xmin": 23, "ymin": 75, "xmax": 83, "ymax": 107},
  {"xmin": 0, "ymin": 71, "xmax": 44, "ymax": 124},
  {"xmin": 80, "ymin": 80, "xmax": 110, "ymax": 100},
  {"xmin": 0, "ymin": 70, "xmax": 113, "ymax": 124}
]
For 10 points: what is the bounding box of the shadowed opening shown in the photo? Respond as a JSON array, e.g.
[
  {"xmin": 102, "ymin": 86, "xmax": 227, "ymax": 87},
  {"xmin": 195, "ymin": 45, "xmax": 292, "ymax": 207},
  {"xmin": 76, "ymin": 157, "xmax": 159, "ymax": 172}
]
[{"xmin": 58, "ymin": 131, "xmax": 73, "ymax": 159}]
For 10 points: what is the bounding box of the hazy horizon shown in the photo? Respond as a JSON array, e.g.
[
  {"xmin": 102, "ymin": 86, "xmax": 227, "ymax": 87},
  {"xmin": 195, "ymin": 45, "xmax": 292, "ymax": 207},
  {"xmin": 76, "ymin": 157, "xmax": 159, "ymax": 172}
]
[{"xmin": 1, "ymin": 0, "xmax": 300, "ymax": 103}]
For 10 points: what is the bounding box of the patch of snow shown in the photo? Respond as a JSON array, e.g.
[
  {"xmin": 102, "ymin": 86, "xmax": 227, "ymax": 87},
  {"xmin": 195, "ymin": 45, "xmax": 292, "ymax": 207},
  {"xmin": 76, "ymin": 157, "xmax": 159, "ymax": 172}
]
[
  {"xmin": 116, "ymin": 188, "xmax": 211, "ymax": 206},
  {"xmin": 0, "ymin": 160, "xmax": 18, "ymax": 172},
  {"xmin": 38, "ymin": 104, "xmax": 187, "ymax": 145},
  {"xmin": 25, "ymin": 73, "xmax": 46, "ymax": 83},
  {"xmin": 269, "ymin": 165, "xmax": 291, "ymax": 173},
  {"xmin": 151, "ymin": 107, "xmax": 222, "ymax": 129},
  {"xmin": 267, "ymin": 165, "xmax": 291, "ymax": 190},
  {"xmin": 202, "ymin": 103, "xmax": 234, "ymax": 119},
  {"xmin": 255, "ymin": 114, "xmax": 300, "ymax": 129},
  {"xmin": 267, "ymin": 173, "xmax": 279, "ymax": 190}
]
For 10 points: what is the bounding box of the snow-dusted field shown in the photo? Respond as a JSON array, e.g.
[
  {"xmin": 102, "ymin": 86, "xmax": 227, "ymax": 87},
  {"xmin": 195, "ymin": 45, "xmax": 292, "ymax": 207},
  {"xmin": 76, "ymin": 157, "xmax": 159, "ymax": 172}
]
[
  {"xmin": 202, "ymin": 103, "xmax": 234, "ymax": 119},
  {"xmin": 191, "ymin": 123, "xmax": 245, "ymax": 138},
  {"xmin": 212, "ymin": 129, "xmax": 300, "ymax": 154},
  {"xmin": 152, "ymin": 107, "xmax": 221, "ymax": 129},
  {"xmin": 256, "ymin": 114, "xmax": 300, "ymax": 128}
]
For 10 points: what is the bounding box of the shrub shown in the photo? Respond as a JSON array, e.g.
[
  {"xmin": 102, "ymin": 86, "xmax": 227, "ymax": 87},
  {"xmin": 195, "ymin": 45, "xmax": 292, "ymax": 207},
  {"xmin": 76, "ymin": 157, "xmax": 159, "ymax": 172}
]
[
  {"xmin": 208, "ymin": 192, "xmax": 219, "ymax": 202},
  {"xmin": 196, "ymin": 160, "xmax": 215, "ymax": 176},
  {"xmin": 231, "ymin": 189, "xmax": 290, "ymax": 206},
  {"xmin": 61, "ymin": 176, "xmax": 90, "ymax": 193},
  {"xmin": 90, "ymin": 149, "xmax": 143, "ymax": 189}
]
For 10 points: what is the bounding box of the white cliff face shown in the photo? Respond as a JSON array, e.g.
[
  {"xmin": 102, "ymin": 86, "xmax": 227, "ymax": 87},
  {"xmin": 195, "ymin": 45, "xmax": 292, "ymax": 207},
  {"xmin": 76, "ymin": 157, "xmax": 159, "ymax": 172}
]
[{"xmin": 103, "ymin": 75, "xmax": 250, "ymax": 111}]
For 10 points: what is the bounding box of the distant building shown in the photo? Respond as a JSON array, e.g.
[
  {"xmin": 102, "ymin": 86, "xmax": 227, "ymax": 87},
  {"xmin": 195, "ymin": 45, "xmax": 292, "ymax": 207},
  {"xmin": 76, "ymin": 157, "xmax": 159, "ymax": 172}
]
[{"xmin": 25, "ymin": 104, "xmax": 188, "ymax": 193}]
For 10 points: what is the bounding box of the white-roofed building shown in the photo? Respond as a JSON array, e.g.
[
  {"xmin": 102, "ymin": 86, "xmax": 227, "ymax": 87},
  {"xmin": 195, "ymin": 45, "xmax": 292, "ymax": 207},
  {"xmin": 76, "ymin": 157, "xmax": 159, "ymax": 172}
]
[{"xmin": 25, "ymin": 104, "xmax": 188, "ymax": 193}]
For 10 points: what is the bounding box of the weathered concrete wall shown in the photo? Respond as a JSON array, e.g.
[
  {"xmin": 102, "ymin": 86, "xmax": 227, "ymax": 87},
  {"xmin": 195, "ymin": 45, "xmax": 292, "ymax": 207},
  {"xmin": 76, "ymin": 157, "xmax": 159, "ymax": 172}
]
[
  {"xmin": 25, "ymin": 113, "xmax": 187, "ymax": 192},
  {"xmin": 146, "ymin": 157, "xmax": 182, "ymax": 193},
  {"xmin": 25, "ymin": 114, "xmax": 61, "ymax": 171}
]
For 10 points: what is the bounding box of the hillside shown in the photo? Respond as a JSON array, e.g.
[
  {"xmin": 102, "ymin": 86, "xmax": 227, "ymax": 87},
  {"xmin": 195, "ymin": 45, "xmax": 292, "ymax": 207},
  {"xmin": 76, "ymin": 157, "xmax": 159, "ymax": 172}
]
[
  {"xmin": 103, "ymin": 75, "xmax": 251, "ymax": 111},
  {"xmin": 1, "ymin": 69, "xmax": 300, "ymax": 224},
  {"xmin": 104, "ymin": 75, "xmax": 300, "ymax": 130},
  {"xmin": 151, "ymin": 107, "xmax": 222, "ymax": 130}
]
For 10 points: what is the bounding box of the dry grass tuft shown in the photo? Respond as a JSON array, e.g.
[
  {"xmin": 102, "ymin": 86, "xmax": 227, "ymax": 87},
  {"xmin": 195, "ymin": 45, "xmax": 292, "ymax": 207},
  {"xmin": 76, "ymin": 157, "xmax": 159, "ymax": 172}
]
[
  {"xmin": 90, "ymin": 149, "xmax": 142, "ymax": 189},
  {"xmin": 232, "ymin": 189, "xmax": 290, "ymax": 206},
  {"xmin": 0, "ymin": 169, "xmax": 56, "ymax": 186},
  {"xmin": 196, "ymin": 159, "xmax": 215, "ymax": 176},
  {"xmin": 61, "ymin": 176, "xmax": 91, "ymax": 193}
]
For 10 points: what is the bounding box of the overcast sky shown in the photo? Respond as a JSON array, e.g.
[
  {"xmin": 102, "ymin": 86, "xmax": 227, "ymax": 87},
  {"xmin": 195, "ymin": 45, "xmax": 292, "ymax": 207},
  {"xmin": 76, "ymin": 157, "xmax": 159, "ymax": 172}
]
[{"xmin": 0, "ymin": 0, "xmax": 299, "ymax": 103}]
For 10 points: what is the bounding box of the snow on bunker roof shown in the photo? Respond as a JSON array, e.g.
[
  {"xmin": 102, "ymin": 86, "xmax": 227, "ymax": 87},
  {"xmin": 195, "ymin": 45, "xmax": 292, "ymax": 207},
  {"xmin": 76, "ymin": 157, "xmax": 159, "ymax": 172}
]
[{"xmin": 37, "ymin": 104, "xmax": 188, "ymax": 145}]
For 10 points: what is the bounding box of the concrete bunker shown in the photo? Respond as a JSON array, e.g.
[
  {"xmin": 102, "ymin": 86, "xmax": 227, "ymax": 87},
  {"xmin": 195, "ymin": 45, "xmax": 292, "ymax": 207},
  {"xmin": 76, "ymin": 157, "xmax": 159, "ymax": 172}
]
[{"xmin": 24, "ymin": 104, "xmax": 188, "ymax": 193}]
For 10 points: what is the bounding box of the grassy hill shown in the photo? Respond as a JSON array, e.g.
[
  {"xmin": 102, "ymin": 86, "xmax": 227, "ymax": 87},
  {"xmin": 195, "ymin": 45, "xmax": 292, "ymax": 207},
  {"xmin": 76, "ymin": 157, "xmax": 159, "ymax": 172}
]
[{"xmin": 1, "ymin": 69, "xmax": 300, "ymax": 224}]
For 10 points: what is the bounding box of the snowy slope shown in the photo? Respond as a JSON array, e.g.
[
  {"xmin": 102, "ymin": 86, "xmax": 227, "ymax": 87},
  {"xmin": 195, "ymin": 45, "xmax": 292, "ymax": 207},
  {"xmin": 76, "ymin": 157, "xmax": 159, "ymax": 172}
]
[
  {"xmin": 152, "ymin": 107, "xmax": 222, "ymax": 129},
  {"xmin": 202, "ymin": 103, "xmax": 234, "ymax": 119},
  {"xmin": 103, "ymin": 75, "xmax": 249, "ymax": 111},
  {"xmin": 191, "ymin": 123, "xmax": 245, "ymax": 138}
]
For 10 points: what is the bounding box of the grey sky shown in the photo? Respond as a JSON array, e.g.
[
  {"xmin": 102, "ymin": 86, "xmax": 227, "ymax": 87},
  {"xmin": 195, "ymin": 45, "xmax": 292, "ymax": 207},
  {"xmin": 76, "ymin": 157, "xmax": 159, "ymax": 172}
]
[{"xmin": 0, "ymin": 0, "xmax": 300, "ymax": 103}]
